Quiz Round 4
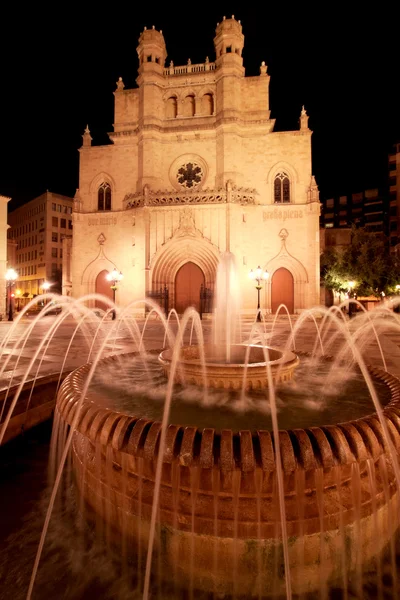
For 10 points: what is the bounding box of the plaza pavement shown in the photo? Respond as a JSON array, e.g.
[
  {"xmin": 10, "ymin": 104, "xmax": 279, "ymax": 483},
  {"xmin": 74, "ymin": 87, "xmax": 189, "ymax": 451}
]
[{"xmin": 1, "ymin": 311, "xmax": 400, "ymax": 392}]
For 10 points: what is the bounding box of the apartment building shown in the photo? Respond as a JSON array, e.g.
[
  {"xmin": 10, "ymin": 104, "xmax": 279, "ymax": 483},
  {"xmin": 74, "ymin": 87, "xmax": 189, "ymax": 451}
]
[
  {"xmin": 7, "ymin": 191, "xmax": 73, "ymax": 306},
  {"xmin": 320, "ymin": 188, "xmax": 389, "ymax": 235},
  {"xmin": 320, "ymin": 143, "xmax": 400, "ymax": 251},
  {"xmin": 388, "ymin": 142, "xmax": 400, "ymax": 249}
]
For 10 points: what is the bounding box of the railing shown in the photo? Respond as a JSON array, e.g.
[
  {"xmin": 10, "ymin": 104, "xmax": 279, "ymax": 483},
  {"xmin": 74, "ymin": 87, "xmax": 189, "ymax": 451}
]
[
  {"xmin": 124, "ymin": 187, "xmax": 257, "ymax": 209},
  {"xmin": 146, "ymin": 285, "xmax": 169, "ymax": 316},
  {"xmin": 164, "ymin": 61, "xmax": 216, "ymax": 77},
  {"xmin": 199, "ymin": 285, "xmax": 213, "ymax": 320}
]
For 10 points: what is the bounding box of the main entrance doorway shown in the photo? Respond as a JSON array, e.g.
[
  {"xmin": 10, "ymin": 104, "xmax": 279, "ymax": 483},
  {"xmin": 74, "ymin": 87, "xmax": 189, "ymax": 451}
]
[
  {"xmin": 175, "ymin": 262, "xmax": 205, "ymax": 314},
  {"xmin": 271, "ymin": 268, "xmax": 294, "ymax": 314},
  {"xmin": 95, "ymin": 269, "xmax": 113, "ymax": 310}
]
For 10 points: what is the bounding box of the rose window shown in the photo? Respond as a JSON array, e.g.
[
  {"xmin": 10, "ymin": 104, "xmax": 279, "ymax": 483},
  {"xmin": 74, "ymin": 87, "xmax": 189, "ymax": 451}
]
[{"xmin": 176, "ymin": 162, "xmax": 203, "ymax": 189}]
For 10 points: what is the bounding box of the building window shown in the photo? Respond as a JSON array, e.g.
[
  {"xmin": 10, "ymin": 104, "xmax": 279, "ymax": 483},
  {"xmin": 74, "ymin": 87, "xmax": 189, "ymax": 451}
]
[
  {"xmin": 52, "ymin": 248, "xmax": 58, "ymax": 258},
  {"xmin": 274, "ymin": 172, "xmax": 290, "ymax": 203},
  {"xmin": 68, "ymin": 220, "xmax": 73, "ymax": 230},
  {"xmin": 52, "ymin": 217, "xmax": 58, "ymax": 227},
  {"xmin": 60, "ymin": 218, "xmax": 66, "ymax": 228},
  {"xmin": 98, "ymin": 183, "xmax": 112, "ymax": 211},
  {"xmin": 166, "ymin": 97, "xmax": 177, "ymax": 119},
  {"xmin": 52, "ymin": 203, "xmax": 56, "ymax": 211},
  {"xmin": 52, "ymin": 232, "xmax": 58, "ymax": 242}
]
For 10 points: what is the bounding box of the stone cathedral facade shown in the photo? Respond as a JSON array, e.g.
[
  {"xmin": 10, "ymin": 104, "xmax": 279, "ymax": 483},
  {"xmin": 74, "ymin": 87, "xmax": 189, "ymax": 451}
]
[{"xmin": 68, "ymin": 16, "xmax": 321, "ymax": 315}]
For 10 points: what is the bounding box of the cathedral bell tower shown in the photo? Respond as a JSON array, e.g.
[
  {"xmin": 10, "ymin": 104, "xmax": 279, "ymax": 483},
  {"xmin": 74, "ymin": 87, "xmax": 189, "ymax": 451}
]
[
  {"xmin": 214, "ymin": 16, "xmax": 245, "ymax": 187},
  {"xmin": 136, "ymin": 26, "xmax": 167, "ymax": 189}
]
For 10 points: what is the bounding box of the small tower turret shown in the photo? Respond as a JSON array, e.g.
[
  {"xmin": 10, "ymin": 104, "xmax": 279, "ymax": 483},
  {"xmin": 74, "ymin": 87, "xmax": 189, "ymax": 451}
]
[
  {"xmin": 136, "ymin": 25, "xmax": 167, "ymax": 80},
  {"xmin": 214, "ymin": 15, "xmax": 244, "ymax": 74},
  {"xmin": 300, "ymin": 105, "xmax": 309, "ymax": 131},
  {"xmin": 81, "ymin": 125, "xmax": 92, "ymax": 147}
]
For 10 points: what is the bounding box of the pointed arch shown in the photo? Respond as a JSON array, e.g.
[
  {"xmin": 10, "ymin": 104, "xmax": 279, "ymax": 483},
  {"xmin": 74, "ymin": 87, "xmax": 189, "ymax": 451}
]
[
  {"xmin": 149, "ymin": 236, "xmax": 220, "ymax": 309},
  {"xmin": 263, "ymin": 253, "xmax": 309, "ymax": 313},
  {"xmin": 266, "ymin": 162, "xmax": 298, "ymax": 204},
  {"xmin": 88, "ymin": 172, "xmax": 116, "ymax": 212}
]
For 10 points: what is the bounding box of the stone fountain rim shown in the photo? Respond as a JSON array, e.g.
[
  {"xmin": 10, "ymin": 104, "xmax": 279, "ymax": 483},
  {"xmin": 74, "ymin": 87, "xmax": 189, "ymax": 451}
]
[
  {"xmin": 158, "ymin": 343, "xmax": 298, "ymax": 369},
  {"xmin": 56, "ymin": 349, "xmax": 400, "ymax": 472}
]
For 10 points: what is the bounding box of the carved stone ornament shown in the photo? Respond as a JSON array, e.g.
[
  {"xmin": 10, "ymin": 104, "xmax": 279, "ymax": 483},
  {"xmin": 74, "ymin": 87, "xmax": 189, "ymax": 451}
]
[
  {"xmin": 97, "ymin": 233, "xmax": 106, "ymax": 245},
  {"xmin": 124, "ymin": 188, "xmax": 257, "ymax": 209},
  {"xmin": 176, "ymin": 162, "xmax": 204, "ymax": 189},
  {"xmin": 174, "ymin": 207, "xmax": 202, "ymax": 238}
]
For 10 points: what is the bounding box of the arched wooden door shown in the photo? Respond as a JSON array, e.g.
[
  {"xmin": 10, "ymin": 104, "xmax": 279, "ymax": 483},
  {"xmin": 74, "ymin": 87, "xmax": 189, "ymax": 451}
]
[
  {"xmin": 175, "ymin": 262, "xmax": 205, "ymax": 314},
  {"xmin": 95, "ymin": 269, "xmax": 113, "ymax": 310},
  {"xmin": 271, "ymin": 268, "xmax": 294, "ymax": 314}
]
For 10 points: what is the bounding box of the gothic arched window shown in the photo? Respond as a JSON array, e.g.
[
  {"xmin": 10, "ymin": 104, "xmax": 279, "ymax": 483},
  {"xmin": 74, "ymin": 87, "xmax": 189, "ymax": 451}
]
[
  {"xmin": 274, "ymin": 173, "xmax": 290, "ymax": 203},
  {"xmin": 98, "ymin": 183, "xmax": 112, "ymax": 211}
]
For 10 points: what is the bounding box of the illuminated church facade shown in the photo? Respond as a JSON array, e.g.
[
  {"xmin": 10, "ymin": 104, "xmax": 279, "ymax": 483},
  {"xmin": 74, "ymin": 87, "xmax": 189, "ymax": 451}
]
[{"xmin": 67, "ymin": 16, "xmax": 321, "ymax": 315}]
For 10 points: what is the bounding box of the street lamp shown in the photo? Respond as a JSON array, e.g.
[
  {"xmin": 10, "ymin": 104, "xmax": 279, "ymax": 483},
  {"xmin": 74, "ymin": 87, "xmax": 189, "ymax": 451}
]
[
  {"xmin": 15, "ymin": 288, "xmax": 21, "ymax": 312},
  {"xmin": 249, "ymin": 265, "xmax": 269, "ymax": 322},
  {"xmin": 5, "ymin": 268, "xmax": 18, "ymax": 321},
  {"xmin": 106, "ymin": 268, "xmax": 123, "ymax": 320},
  {"xmin": 42, "ymin": 281, "xmax": 52, "ymax": 307},
  {"xmin": 348, "ymin": 280, "xmax": 355, "ymax": 318}
]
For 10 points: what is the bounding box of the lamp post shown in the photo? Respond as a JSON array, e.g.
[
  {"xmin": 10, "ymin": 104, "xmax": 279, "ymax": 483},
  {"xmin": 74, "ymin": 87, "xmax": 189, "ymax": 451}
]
[
  {"xmin": 348, "ymin": 280, "xmax": 355, "ymax": 318},
  {"xmin": 249, "ymin": 265, "xmax": 269, "ymax": 322},
  {"xmin": 42, "ymin": 281, "xmax": 52, "ymax": 307},
  {"xmin": 106, "ymin": 268, "xmax": 123, "ymax": 320},
  {"xmin": 15, "ymin": 288, "xmax": 21, "ymax": 312},
  {"xmin": 5, "ymin": 268, "xmax": 18, "ymax": 321}
]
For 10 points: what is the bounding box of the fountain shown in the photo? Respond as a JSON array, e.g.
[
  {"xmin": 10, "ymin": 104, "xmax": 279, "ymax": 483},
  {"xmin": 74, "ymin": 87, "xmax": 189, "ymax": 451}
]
[
  {"xmin": 52, "ymin": 253, "xmax": 400, "ymax": 599},
  {"xmin": 1, "ymin": 255, "xmax": 400, "ymax": 599}
]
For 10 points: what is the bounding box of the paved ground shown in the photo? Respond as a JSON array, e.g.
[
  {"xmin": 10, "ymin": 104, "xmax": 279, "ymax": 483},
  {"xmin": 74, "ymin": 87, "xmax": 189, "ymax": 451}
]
[{"xmin": 1, "ymin": 309, "xmax": 400, "ymax": 391}]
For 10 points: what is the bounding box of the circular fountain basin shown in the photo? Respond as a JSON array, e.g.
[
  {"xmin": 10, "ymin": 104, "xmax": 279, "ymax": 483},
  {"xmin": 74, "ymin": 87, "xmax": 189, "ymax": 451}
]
[
  {"xmin": 56, "ymin": 354, "xmax": 400, "ymax": 596},
  {"xmin": 158, "ymin": 343, "xmax": 299, "ymax": 390}
]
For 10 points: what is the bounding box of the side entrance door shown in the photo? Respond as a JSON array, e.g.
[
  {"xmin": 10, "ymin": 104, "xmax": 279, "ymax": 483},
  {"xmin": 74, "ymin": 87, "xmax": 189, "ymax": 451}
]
[
  {"xmin": 271, "ymin": 268, "xmax": 294, "ymax": 314},
  {"xmin": 95, "ymin": 270, "xmax": 113, "ymax": 310}
]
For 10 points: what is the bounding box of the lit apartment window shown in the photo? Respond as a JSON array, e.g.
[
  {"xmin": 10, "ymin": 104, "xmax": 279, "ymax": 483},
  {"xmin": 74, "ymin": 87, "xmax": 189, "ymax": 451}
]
[
  {"xmin": 98, "ymin": 182, "xmax": 112, "ymax": 211},
  {"xmin": 274, "ymin": 173, "xmax": 290, "ymax": 203}
]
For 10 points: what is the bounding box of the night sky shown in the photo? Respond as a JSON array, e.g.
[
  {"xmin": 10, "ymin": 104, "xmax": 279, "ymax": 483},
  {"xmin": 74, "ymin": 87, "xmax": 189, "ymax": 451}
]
[{"xmin": 1, "ymin": 4, "xmax": 399, "ymax": 211}]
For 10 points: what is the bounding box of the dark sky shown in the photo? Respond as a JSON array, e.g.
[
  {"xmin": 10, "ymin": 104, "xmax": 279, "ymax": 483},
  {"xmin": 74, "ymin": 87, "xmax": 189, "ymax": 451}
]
[{"xmin": 1, "ymin": 4, "xmax": 399, "ymax": 211}]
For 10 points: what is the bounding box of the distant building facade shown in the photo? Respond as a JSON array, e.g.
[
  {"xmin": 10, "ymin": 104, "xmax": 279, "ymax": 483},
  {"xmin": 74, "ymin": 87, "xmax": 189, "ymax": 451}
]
[
  {"xmin": 320, "ymin": 143, "xmax": 400, "ymax": 252},
  {"xmin": 70, "ymin": 16, "xmax": 321, "ymax": 315},
  {"xmin": 0, "ymin": 195, "xmax": 11, "ymax": 318},
  {"xmin": 388, "ymin": 142, "xmax": 400, "ymax": 250},
  {"xmin": 320, "ymin": 188, "xmax": 388, "ymax": 234},
  {"xmin": 7, "ymin": 191, "xmax": 73, "ymax": 307}
]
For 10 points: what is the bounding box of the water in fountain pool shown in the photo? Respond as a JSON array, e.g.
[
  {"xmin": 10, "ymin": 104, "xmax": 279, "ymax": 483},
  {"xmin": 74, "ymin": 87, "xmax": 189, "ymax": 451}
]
[{"xmin": 89, "ymin": 353, "xmax": 392, "ymax": 432}]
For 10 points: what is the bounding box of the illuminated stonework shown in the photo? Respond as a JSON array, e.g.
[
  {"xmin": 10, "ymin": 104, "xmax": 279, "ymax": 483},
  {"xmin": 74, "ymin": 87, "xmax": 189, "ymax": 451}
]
[{"xmin": 70, "ymin": 16, "xmax": 321, "ymax": 316}]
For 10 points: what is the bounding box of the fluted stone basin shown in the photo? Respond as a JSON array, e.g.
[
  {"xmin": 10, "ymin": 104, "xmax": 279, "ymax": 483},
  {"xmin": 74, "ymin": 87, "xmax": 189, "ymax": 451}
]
[
  {"xmin": 158, "ymin": 343, "xmax": 299, "ymax": 390},
  {"xmin": 56, "ymin": 353, "xmax": 400, "ymax": 596}
]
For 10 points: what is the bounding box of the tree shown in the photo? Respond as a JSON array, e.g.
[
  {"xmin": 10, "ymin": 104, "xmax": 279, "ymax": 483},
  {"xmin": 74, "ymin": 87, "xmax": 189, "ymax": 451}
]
[{"xmin": 320, "ymin": 226, "xmax": 400, "ymax": 298}]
